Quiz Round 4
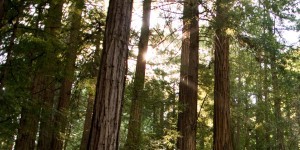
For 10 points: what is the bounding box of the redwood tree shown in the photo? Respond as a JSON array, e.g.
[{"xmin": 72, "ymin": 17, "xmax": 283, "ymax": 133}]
[
  {"xmin": 86, "ymin": 0, "xmax": 133, "ymax": 149},
  {"xmin": 80, "ymin": 93, "xmax": 95, "ymax": 150},
  {"xmin": 0, "ymin": 0, "xmax": 4, "ymax": 28},
  {"xmin": 36, "ymin": 0, "xmax": 65, "ymax": 149},
  {"xmin": 177, "ymin": 0, "xmax": 199, "ymax": 149},
  {"xmin": 213, "ymin": 0, "xmax": 233, "ymax": 149},
  {"xmin": 51, "ymin": 0, "xmax": 84, "ymax": 149},
  {"xmin": 125, "ymin": 0, "xmax": 152, "ymax": 149}
]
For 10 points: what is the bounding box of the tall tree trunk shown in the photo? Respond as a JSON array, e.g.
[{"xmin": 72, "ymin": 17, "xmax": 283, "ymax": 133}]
[
  {"xmin": 125, "ymin": 0, "xmax": 151, "ymax": 149},
  {"xmin": 51, "ymin": 0, "xmax": 84, "ymax": 149},
  {"xmin": 296, "ymin": 82, "xmax": 300, "ymax": 150},
  {"xmin": 15, "ymin": 76, "xmax": 42, "ymax": 150},
  {"xmin": 86, "ymin": 0, "xmax": 133, "ymax": 149},
  {"xmin": 0, "ymin": 18, "xmax": 18, "ymax": 91},
  {"xmin": 255, "ymin": 53, "xmax": 265, "ymax": 149},
  {"xmin": 80, "ymin": 18, "xmax": 103, "ymax": 150},
  {"xmin": 177, "ymin": 0, "xmax": 199, "ymax": 149},
  {"xmin": 271, "ymin": 52, "xmax": 285, "ymax": 150},
  {"xmin": 213, "ymin": 0, "xmax": 233, "ymax": 149},
  {"xmin": 37, "ymin": 0, "xmax": 64, "ymax": 149},
  {"xmin": 244, "ymin": 99, "xmax": 250, "ymax": 149},
  {"xmin": 80, "ymin": 93, "xmax": 95, "ymax": 150},
  {"xmin": 263, "ymin": 61, "xmax": 271, "ymax": 150},
  {"xmin": 0, "ymin": 0, "xmax": 5, "ymax": 28},
  {"xmin": 12, "ymin": 2, "xmax": 41, "ymax": 150},
  {"xmin": 0, "ymin": 0, "xmax": 24, "ymax": 92}
]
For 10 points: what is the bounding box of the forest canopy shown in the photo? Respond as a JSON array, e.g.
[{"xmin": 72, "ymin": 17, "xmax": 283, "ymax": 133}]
[{"xmin": 0, "ymin": 0, "xmax": 299, "ymax": 149}]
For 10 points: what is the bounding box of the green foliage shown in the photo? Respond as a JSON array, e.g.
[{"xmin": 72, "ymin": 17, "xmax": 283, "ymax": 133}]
[{"xmin": 0, "ymin": 0, "xmax": 299, "ymax": 149}]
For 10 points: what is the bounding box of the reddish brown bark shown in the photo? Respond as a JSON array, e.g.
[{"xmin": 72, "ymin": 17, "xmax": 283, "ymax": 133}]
[
  {"xmin": 37, "ymin": 1, "xmax": 65, "ymax": 149},
  {"xmin": 80, "ymin": 93, "xmax": 95, "ymax": 150},
  {"xmin": 125, "ymin": 0, "xmax": 151, "ymax": 149},
  {"xmin": 86, "ymin": 0, "xmax": 133, "ymax": 149},
  {"xmin": 51, "ymin": 0, "xmax": 84, "ymax": 149},
  {"xmin": 177, "ymin": 0, "xmax": 199, "ymax": 149},
  {"xmin": 213, "ymin": 0, "xmax": 233, "ymax": 149},
  {"xmin": 15, "ymin": 75, "xmax": 42, "ymax": 150},
  {"xmin": 13, "ymin": 3, "xmax": 41, "ymax": 150},
  {"xmin": 0, "ymin": 0, "xmax": 4, "ymax": 28}
]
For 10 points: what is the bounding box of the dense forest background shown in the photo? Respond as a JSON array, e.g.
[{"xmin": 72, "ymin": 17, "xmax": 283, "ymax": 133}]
[{"xmin": 0, "ymin": 0, "xmax": 299, "ymax": 149}]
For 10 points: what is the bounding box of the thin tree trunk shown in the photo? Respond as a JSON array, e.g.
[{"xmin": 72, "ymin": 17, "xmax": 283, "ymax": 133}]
[
  {"xmin": 263, "ymin": 61, "xmax": 271, "ymax": 150},
  {"xmin": 271, "ymin": 52, "xmax": 285, "ymax": 150},
  {"xmin": 296, "ymin": 83, "xmax": 300, "ymax": 150},
  {"xmin": 256, "ymin": 54, "xmax": 265, "ymax": 149},
  {"xmin": 244, "ymin": 99, "xmax": 250, "ymax": 149},
  {"xmin": 213, "ymin": 0, "xmax": 233, "ymax": 149},
  {"xmin": 80, "ymin": 93, "xmax": 95, "ymax": 150},
  {"xmin": 235, "ymin": 119, "xmax": 240, "ymax": 150},
  {"xmin": 159, "ymin": 103, "xmax": 164, "ymax": 134},
  {"xmin": 125, "ymin": 0, "xmax": 151, "ymax": 149},
  {"xmin": 86, "ymin": 0, "xmax": 133, "ymax": 149},
  {"xmin": 233, "ymin": 74, "xmax": 242, "ymax": 150},
  {"xmin": 199, "ymin": 122, "xmax": 205, "ymax": 150},
  {"xmin": 51, "ymin": 0, "xmax": 84, "ymax": 149},
  {"xmin": 0, "ymin": 18, "xmax": 18, "ymax": 91},
  {"xmin": 256, "ymin": 89, "xmax": 265, "ymax": 149},
  {"xmin": 0, "ymin": 0, "xmax": 5, "ymax": 28},
  {"xmin": 176, "ymin": 0, "xmax": 199, "ymax": 149}
]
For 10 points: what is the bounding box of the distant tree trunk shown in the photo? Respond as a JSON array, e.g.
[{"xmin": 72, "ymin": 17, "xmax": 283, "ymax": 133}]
[
  {"xmin": 244, "ymin": 99, "xmax": 250, "ymax": 149},
  {"xmin": 234, "ymin": 118, "xmax": 240, "ymax": 150},
  {"xmin": 15, "ymin": 76, "xmax": 42, "ymax": 150},
  {"xmin": 15, "ymin": 111, "xmax": 38, "ymax": 150},
  {"xmin": 51, "ymin": 0, "xmax": 84, "ymax": 149},
  {"xmin": 271, "ymin": 51, "xmax": 285, "ymax": 150},
  {"xmin": 286, "ymin": 99, "xmax": 297, "ymax": 149},
  {"xmin": 256, "ymin": 89, "xmax": 265, "ymax": 149},
  {"xmin": 213, "ymin": 0, "xmax": 233, "ymax": 149},
  {"xmin": 177, "ymin": 0, "xmax": 199, "ymax": 149},
  {"xmin": 80, "ymin": 93, "xmax": 95, "ymax": 150},
  {"xmin": 232, "ymin": 77, "xmax": 241, "ymax": 150},
  {"xmin": 86, "ymin": 0, "xmax": 133, "ymax": 149},
  {"xmin": 13, "ymin": 3, "xmax": 40, "ymax": 150},
  {"xmin": 255, "ymin": 54, "xmax": 265, "ymax": 149},
  {"xmin": 159, "ymin": 103, "xmax": 164, "ymax": 132},
  {"xmin": 199, "ymin": 122, "xmax": 205, "ymax": 150},
  {"xmin": 263, "ymin": 61, "xmax": 271, "ymax": 150},
  {"xmin": 92, "ymin": 21, "xmax": 104, "ymax": 76},
  {"xmin": 125, "ymin": 0, "xmax": 151, "ymax": 149},
  {"xmin": 0, "ymin": 0, "xmax": 24, "ymax": 92},
  {"xmin": 0, "ymin": 18, "xmax": 18, "ymax": 91},
  {"xmin": 37, "ymin": 0, "xmax": 64, "ymax": 149},
  {"xmin": 296, "ymin": 83, "xmax": 300, "ymax": 150},
  {"xmin": 0, "ymin": 0, "xmax": 5, "ymax": 28}
]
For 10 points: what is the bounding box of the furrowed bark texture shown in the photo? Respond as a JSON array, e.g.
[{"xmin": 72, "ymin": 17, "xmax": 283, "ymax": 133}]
[
  {"xmin": 125, "ymin": 0, "xmax": 151, "ymax": 149},
  {"xmin": 51, "ymin": 0, "xmax": 84, "ymax": 149},
  {"xmin": 213, "ymin": 0, "xmax": 233, "ymax": 149},
  {"xmin": 86, "ymin": 0, "xmax": 133, "ymax": 149},
  {"xmin": 177, "ymin": 0, "xmax": 199, "ymax": 149},
  {"xmin": 213, "ymin": 29, "xmax": 232, "ymax": 150}
]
